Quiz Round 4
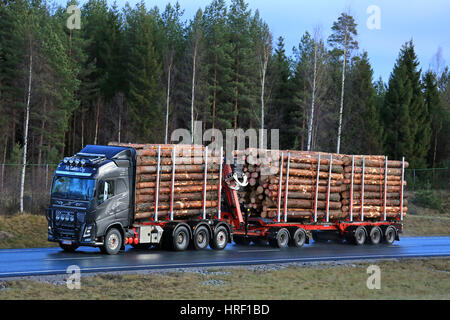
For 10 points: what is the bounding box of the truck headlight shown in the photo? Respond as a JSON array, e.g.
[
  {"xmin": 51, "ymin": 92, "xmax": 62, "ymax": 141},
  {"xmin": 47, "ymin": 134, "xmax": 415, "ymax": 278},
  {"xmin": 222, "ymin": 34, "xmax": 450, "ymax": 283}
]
[{"xmin": 83, "ymin": 225, "xmax": 93, "ymax": 238}]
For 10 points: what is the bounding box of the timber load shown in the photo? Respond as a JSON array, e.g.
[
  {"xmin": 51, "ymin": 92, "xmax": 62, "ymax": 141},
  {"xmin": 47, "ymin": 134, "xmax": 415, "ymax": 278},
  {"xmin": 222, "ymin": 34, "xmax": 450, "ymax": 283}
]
[
  {"xmin": 110, "ymin": 143, "xmax": 222, "ymax": 221},
  {"xmin": 340, "ymin": 155, "xmax": 408, "ymax": 221},
  {"xmin": 235, "ymin": 148, "xmax": 408, "ymax": 222}
]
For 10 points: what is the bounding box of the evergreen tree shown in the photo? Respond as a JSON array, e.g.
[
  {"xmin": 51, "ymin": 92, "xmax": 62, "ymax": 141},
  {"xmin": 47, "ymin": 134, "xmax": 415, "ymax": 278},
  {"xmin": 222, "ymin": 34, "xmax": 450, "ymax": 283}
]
[
  {"xmin": 123, "ymin": 2, "xmax": 164, "ymax": 143},
  {"xmin": 203, "ymin": 0, "xmax": 234, "ymax": 131},
  {"xmin": 423, "ymin": 70, "xmax": 443, "ymax": 167},
  {"xmin": 328, "ymin": 12, "xmax": 358, "ymax": 153}
]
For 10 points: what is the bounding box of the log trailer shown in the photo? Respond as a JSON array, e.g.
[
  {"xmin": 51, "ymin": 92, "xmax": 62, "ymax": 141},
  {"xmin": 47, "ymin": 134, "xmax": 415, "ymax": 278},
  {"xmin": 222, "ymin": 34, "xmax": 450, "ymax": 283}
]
[{"xmin": 46, "ymin": 144, "xmax": 405, "ymax": 254}]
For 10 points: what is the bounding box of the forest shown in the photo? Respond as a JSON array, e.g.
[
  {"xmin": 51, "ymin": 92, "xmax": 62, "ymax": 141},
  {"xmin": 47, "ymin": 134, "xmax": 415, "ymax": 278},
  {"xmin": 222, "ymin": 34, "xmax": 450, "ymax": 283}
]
[{"xmin": 0, "ymin": 0, "xmax": 449, "ymax": 171}]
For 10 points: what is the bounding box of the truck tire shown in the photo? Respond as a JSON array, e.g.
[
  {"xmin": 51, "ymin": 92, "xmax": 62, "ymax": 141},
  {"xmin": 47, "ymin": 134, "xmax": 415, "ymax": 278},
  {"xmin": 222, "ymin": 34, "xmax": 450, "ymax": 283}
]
[
  {"xmin": 103, "ymin": 228, "xmax": 122, "ymax": 255},
  {"xmin": 354, "ymin": 226, "xmax": 367, "ymax": 245},
  {"xmin": 383, "ymin": 226, "xmax": 396, "ymax": 245},
  {"xmin": 193, "ymin": 225, "xmax": 210, "ymax": 250},
  {"xmin": 369, "ymin": 226, "xmax": 382, "ymax": 245},
  {"xmin": 269, "ymin": 228, "xmax": 289, "ymax": 248},
  {"xmin": 172, "ymin": 225, "xmax": 190, "ymax": 251},
  {"xmin": 290, "ymin": 228, "xmax": 306, "ymax": 248},
  {"xmin": 210, "ymin": 225, "xmax": 228, "ymax": 250},
  {"xmin": 59, "ymin": 243, "xmax": 79, "ymax": 252}
]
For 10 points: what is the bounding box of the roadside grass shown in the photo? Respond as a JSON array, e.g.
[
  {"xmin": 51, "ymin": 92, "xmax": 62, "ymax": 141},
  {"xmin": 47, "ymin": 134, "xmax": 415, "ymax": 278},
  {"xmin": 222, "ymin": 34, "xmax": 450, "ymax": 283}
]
[
  {"xmin": 0, "ymin": 213, "xmax": 57, "ymax": 249},
  {"xmin": 0, "ymin": 258, "xmax": 449, "ymax": 300},
  {"xmin": 404, "ymin": 190, "xmax": 450, "ymax": 236}
]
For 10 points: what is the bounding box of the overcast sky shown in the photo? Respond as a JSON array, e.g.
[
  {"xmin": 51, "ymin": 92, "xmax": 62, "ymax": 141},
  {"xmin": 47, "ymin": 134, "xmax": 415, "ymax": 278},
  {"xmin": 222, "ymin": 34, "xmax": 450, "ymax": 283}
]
[{"xmin": 67, "ymin": 0, "xmax": 450, "ymax": 82}]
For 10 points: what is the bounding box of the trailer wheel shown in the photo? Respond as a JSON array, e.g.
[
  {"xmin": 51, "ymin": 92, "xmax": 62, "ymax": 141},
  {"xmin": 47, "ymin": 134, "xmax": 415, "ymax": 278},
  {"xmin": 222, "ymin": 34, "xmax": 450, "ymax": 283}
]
[
  {"xmin": 270, "ymin": 228, "xmax": 289, "ymax": 248},
  {"xmin": 369, "ymin": 227, "xmax": 382, "ymax": 245},
  {"xmin": 383, "ymin": 226, "xmax": 396, "ymax": 245},
  {"xmin": 290, "ymin": 228, "xmax": 306, "ymax": 248},
  {"xmin": 193, "ymin": 225, "xmax": 210, "ymax": 250},
  {"xmin": 103, "ymin": 228, "xmax": 122, "ymax": 255},
  {"xmin": 210, "ymin": 225, "xmax": 228, "ymax": 250},
  {"xmin": 172, "ymin": 225, "xmax": 190, "ymax": 251},
  {"xmin": 354, "ymin": 226, "xmax": 367, "ymax": 245}
]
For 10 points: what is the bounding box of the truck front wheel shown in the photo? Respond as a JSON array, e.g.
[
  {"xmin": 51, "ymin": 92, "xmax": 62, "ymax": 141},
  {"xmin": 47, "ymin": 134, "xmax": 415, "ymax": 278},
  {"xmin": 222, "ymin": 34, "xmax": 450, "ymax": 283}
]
[{"xmin": 103, "ymin": 228, "xmax": 122, "ymax": 255}]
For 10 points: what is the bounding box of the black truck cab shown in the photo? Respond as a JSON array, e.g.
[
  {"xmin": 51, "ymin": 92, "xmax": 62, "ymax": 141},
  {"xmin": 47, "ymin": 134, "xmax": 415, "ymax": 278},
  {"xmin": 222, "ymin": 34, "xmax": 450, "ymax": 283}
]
[{"xmin": 47, "ymin": 145, "xmax": 136, "ymax": 253}]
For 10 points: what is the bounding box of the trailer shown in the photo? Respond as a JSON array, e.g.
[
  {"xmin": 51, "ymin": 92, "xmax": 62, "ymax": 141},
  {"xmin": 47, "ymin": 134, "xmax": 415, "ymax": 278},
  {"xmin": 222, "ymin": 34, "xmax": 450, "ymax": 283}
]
[{"xmin": 46, "ymin": 144, "xmax": 406, "ymax": 254}]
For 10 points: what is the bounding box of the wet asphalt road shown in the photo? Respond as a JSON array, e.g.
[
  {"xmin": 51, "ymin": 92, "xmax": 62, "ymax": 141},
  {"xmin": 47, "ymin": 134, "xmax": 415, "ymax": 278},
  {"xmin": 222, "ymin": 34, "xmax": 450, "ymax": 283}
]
[{"xmin": 0, "ymin": 236, "xmax": 449, "ymax": 278}]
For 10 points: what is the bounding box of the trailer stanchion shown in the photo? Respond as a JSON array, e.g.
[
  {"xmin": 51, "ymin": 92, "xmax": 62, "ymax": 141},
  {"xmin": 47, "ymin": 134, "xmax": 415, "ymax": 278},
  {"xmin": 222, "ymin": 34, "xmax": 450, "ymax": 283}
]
[
  {"xmin": 361, "ymin": 156, "xmax": 365, "ymax": 221},
  {"xmin": 314, "ymin": 154, "xmax": 321, "ymax": 223},
  {"xmin": 202, "ymin": 146, "xmax": 208, "ymax": 220},
  {"xmin": 276, "ymin": 152, "xmax": 284, "ymax": 223},
  {"xmin": 283, "ymin": 152, "xmax": 291, "ymax": 222},
  {"xmin": 155, "ymin": 145, "xmax": 161, "ymax": 222},
  {"xmin": 217, "ymin": 146, "xmax": 223, "ymax": 220},
  {"xmin": 383, "ymin": 156, "xmax": 388, "ymax": 221},
  {"xmin": 170, "ymin": 145, "xmax": 176, "ymax": 221},
  {"xmin": 349, "ymin": 155, "xmax": 354, "ymax": 222},
  {"xmin": 400, "ymin": 156, "xmax": 405, "ymax": 221},
  {"xmin": 326, "ymin": 154, "xmax": 333, "ymax": 223}
]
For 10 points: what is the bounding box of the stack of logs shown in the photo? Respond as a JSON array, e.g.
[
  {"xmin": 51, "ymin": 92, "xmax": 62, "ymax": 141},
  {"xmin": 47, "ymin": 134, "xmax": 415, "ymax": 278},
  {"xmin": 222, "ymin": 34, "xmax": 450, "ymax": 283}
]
[
  {"xmin": 237, "ymin": 149, "xmax": 346, "ymax": 221},
  {"xmin": 340, "ymin": 155, "xmax": 408, "ymax": 220},
  {"xmin": 111, "ymin": 143, "xmax": 221, "ymax": 221},
  {"xmin": 237, "ymin": 149, "xmax": 408, "ymax": 222}
]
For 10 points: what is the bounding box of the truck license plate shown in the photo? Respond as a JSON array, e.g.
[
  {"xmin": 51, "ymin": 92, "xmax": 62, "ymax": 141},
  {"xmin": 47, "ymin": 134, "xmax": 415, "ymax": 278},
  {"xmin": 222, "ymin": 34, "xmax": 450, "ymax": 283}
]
[{"xmin": 61, "ymin": 240, "xmax": 72, "ymax": 245}]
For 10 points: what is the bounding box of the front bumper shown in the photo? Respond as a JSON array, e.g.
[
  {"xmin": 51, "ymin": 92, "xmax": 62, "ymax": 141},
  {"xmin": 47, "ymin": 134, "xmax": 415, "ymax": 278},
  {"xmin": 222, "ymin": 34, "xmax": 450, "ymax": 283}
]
[{"xmin": 47, "ymin": 208, "xmax": 98, "ymax": 246}]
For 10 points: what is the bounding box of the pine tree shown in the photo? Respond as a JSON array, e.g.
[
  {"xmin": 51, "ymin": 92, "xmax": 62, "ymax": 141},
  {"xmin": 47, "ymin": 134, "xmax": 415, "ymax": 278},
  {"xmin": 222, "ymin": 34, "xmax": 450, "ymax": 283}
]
[
  {"xmin": 423, "ymin": 70, "xmax": 443, "ymax": 167},
  {"xmin": 203, "ymin": 0, "xmax": 234, "ymax": 131},
  {"xmin": 328, "ymin": 12, "xmax": 358, "ymax": 153},
  {"xmin": 123, "ymin": 2, "xmax": 164, "ymax": 143}
]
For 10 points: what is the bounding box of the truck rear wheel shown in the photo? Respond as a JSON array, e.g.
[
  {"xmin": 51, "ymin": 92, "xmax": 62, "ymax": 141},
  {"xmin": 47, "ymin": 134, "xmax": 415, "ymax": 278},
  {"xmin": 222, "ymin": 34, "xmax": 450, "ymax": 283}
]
[
  {"xmin": 290, "ymin": 228, "xmax": 306, "ymax": 248},
  {"xmin": 103, "ymin": 228, "xmax": 122, "ymax": 255},
  {"xmin": 383, "ymin": 226, "xmax": 396, "ymax": 245},
  {"xmin": 193, "ymin": 225, "xmax": 210, "ymax": 250},
  {"xmin": 369, "ymin": 227, "xmax": 382, "ymax": 245},
  {"xmin": 354, "ymin": 226, "xmax": 367, "ymax": 245},
  {"xmin": 172, "ymin": 225, "xmax": 190, "ymax": 251},
  {"xmin": 210, "ymin": 225, "xmax": 228, "ymax": 250},
  {"xmin": 269, "ymin": 228, "xmax": 289, "ymax": 248}
]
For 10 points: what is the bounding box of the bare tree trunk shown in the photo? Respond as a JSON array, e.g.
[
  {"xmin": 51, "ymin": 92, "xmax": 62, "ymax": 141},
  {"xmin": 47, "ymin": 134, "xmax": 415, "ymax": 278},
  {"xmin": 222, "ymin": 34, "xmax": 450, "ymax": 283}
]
[
  {"xmin": 190, "ymin": 43, "xmax": 198, "ymax": 144},
  {"xmin": 165, "ymin": 63, "xmax": 172, "ymax": 144},
  {"xmin": 81, "ymin": 109, "xmax": 84, "ymax": 148},
  {"xmin": 94, "ymin": 97, "xmax": 100, "ymax": 145},
  {"xmin": 37, "ymin": 98, "xmax": 47, "ymax": 166},
  {"xmin": 20, "ymin": 40, "xmax": 33, "ymax": 213},
  {"xmin": 260, "ymin": 58, "xmax": 267, "ymax": 147},
  {"xmin": 336, "ymin": 31, "xmax": 348, "ymax": 154},
  {"xmin": 212, "ymin": 56, "xmax": 217, "ymax": 130},
  {"xmin": 307, "ymin": 40, "xmax": 318, "ymax": 151}
]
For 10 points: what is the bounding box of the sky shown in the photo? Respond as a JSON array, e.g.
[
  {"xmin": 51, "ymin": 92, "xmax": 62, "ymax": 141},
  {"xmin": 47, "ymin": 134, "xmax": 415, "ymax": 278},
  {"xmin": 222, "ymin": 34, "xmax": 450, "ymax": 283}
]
[{"xmin": 65, "ymin": 0, "xmax": 450, "ymax": 82}]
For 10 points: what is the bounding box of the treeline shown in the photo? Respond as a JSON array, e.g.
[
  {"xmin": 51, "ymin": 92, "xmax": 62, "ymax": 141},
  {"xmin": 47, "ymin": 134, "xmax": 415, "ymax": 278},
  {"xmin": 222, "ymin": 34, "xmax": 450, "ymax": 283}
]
[{"xmin": 0, "ymin": 0, "xmax": 449, "ymax": 169}]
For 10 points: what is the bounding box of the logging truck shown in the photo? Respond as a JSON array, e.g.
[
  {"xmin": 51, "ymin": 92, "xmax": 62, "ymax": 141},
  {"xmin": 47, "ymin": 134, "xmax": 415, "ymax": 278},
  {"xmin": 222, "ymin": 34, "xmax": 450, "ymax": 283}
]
[{"xmin": 46, "ymin": 144, "xmax": 406, "ymax": 254}]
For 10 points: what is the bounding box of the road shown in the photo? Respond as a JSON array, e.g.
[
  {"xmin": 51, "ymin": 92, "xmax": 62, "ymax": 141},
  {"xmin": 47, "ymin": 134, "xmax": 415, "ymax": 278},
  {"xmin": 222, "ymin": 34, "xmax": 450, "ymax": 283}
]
[{"xmin": 0, "ymin": 236, "xmax": 449, "ymax": 278}]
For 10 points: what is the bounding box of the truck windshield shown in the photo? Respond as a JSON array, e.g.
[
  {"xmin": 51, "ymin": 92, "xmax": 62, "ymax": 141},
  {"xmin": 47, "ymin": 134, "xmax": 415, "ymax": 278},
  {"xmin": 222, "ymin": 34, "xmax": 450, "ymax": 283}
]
[{"xmin": 51, "ymin": 176, "xmax": 95, "ymax": 201}]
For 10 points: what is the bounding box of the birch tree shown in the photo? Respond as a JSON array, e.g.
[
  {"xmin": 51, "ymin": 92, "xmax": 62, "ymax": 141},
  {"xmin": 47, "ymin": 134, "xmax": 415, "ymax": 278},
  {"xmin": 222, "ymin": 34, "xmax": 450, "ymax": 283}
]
[
  {"xmin": 328, "ymin": 12, "xmax": 358, "ymax": 153},
  {"xmin": 252, "ymin": 12, "xmax": 272, "ymax": 146}
]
